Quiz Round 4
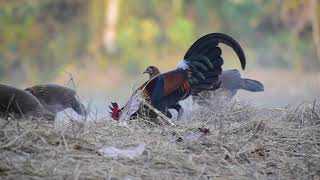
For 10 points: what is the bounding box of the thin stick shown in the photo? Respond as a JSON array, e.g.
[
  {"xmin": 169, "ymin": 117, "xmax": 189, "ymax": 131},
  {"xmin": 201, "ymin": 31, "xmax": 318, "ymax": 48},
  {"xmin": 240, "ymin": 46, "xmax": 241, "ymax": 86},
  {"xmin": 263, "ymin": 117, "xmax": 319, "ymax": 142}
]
[
  {"xmin": 141, "ymin": 99, "xmax": 176, "ymax": 127},
  {"xmin": 65, "ymin": 71, "xmax": 88, "ymax": 122},
  {"xmin": 311, "ymin": 99, "xmax": 316, "ymax": 119}
]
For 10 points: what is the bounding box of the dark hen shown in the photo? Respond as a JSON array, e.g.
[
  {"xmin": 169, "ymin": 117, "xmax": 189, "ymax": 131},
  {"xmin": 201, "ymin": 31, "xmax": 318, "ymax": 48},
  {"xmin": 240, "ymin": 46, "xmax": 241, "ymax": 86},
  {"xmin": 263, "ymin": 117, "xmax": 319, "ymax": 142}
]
[
  {"xmin": 0, "ymin": 84, "xmax": 54, "ymax": 120},
  {"xmin": 25, "ymin": 84, "xmax": 87, "ymax": 117},
  {"xmin": 193, "ymin": 69, "xmax": 264, "ymax": 105}
]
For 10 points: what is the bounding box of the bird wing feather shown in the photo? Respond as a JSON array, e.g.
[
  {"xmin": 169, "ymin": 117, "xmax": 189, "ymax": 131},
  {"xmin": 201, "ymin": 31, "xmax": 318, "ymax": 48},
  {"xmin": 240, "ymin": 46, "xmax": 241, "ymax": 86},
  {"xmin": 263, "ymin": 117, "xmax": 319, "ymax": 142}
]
[{"xmin": 141, "ymin": 70, "xmax": 190, "ymax": 102}]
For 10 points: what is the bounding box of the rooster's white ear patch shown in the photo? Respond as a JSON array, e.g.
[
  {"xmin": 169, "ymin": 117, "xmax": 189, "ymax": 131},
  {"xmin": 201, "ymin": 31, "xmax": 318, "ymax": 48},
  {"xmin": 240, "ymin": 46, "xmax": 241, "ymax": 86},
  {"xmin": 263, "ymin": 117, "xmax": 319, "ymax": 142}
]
[{"xmin": 176, "ymin": 60, "xmax": 189, "ymax": 70}]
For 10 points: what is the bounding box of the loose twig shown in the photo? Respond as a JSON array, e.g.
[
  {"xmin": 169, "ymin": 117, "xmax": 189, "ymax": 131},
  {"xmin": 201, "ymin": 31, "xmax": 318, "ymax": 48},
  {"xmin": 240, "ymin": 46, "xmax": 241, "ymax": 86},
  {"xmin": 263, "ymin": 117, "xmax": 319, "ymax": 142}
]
[{"xmin": 141, "ymin": 99, "xmax": 176, "ymax": 127}]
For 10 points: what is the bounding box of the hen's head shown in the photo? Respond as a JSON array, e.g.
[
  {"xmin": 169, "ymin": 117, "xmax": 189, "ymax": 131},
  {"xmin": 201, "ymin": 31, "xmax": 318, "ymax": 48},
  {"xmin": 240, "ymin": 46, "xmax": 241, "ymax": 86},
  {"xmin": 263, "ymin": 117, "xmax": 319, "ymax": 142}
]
[
  {"xmin": 109, "ymin": 102, "xmax": 121, "ymax": 120},
  {"xmin": 143, "ymin": 66, "xmax": 160, "ymax": 79}
]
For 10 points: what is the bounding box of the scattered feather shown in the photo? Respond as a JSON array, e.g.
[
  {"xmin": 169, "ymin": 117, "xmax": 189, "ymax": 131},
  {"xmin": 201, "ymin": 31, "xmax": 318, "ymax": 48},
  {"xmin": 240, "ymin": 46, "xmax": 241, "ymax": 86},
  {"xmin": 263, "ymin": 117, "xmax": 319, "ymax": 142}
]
[
  {"xmin": 98, "ymin": 143, "xmax": 145, "ymax": 159},
  {"xmin": 119, "ymin": 92, "xmax": 141, "ymax": 121},
  {"xmin": 182, "ymin": 132, "xmax": 204, "ymax": 141}
]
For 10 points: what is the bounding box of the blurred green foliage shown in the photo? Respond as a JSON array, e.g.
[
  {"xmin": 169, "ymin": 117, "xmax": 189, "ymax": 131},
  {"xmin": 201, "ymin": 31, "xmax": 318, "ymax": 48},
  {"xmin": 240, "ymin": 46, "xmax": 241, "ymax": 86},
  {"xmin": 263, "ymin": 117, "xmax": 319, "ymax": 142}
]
[
  {"xmin": 167, "ymin": 17, "xmax": 195, "ymax": 48},
  {"xmin": 0, "ymin": 0, "xmax": 319, "ymax": 83}
]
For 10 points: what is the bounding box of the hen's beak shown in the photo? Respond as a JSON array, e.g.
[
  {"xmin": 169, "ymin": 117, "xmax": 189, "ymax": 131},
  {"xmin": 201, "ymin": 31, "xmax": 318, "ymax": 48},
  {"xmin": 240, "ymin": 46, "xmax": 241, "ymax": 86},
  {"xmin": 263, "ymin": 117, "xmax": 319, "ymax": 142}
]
[{"xmin": 143, "ymin": 70, "xmax": 148, "ymax": 74}]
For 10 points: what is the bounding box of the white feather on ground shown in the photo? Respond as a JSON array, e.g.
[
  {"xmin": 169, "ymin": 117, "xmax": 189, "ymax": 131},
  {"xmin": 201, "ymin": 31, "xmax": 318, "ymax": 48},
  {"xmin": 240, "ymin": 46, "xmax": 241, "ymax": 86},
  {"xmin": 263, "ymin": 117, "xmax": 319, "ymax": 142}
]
[{"xmin": 98, "ymin": 143, "xmax": 145, "ymax": 159}]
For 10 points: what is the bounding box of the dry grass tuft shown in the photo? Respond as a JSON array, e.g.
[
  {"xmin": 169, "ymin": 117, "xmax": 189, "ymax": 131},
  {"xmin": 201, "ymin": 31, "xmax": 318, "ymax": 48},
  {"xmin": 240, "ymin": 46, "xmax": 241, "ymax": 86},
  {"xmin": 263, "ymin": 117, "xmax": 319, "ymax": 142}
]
[{"xmin": 0, "ymin": 100, "xmax": 320, "ymax": 179}]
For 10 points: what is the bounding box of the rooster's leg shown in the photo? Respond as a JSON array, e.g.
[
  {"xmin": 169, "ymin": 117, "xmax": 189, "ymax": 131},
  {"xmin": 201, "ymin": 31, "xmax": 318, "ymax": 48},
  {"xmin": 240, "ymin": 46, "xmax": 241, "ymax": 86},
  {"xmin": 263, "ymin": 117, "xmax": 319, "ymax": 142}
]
[
  {"xmin": 173, "ymin": 104, "xmax": 184, "ymax": 121},
  {"xmin": 153, "ymin": 104, "xmax": 173, "ymax": 119},
  {"xmin": 164, "ymin": 109, "xmax": 172, "ymax": 119}
]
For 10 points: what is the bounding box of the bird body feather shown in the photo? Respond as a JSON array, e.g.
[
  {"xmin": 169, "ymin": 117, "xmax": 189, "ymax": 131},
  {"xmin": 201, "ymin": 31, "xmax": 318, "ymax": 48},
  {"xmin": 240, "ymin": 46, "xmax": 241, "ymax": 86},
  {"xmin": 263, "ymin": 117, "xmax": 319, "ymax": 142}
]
[
  {"xmin": 25, "ymin": 84, "xmax": 87, "ymax": 116},
  {"xmin": 193, "ymin": 69, "xmax": 264, "ymax": 105},
  {"xmin": 0, "ymin": 84, "xmax": 54, "ymax": 120}
]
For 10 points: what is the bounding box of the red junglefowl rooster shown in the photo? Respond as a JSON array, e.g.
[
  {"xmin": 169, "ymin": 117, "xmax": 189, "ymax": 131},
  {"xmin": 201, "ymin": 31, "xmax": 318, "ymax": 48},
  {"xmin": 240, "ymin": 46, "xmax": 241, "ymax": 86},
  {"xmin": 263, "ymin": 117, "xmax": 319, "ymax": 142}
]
[
  {"xmin": 0, "ymin": 84, "xmax": 54, "ymax": 120},
  {"xmin": 25, "ymin": 84, "xmax": 87, "ymax": 118},
  {"xmin": 109, "ymin": 33, "xmax": 246, "ymax": 121}
]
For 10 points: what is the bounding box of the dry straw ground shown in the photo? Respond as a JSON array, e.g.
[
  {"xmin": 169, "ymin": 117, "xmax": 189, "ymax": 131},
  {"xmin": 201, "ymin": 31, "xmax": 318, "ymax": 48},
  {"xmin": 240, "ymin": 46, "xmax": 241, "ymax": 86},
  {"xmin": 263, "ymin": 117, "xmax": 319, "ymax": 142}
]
[{"xmin": 0, "ymin": 100, "xmax": 320, "ymax": 180}]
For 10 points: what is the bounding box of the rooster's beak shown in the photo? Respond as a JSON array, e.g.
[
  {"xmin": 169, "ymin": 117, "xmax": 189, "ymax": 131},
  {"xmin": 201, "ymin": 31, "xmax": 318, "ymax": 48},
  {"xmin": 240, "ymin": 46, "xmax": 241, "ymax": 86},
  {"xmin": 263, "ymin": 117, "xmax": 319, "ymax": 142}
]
[{"xmin": 142, "ymin": 70, "xmax": 148, "ymax": 74}]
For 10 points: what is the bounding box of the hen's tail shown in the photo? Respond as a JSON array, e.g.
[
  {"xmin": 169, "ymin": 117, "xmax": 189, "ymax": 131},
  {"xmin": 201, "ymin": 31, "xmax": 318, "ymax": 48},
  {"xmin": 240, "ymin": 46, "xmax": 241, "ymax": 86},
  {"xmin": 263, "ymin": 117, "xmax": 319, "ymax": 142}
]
[{"xmin": 240, "ymin": 79, "xmax": 264, "ymax": 92}]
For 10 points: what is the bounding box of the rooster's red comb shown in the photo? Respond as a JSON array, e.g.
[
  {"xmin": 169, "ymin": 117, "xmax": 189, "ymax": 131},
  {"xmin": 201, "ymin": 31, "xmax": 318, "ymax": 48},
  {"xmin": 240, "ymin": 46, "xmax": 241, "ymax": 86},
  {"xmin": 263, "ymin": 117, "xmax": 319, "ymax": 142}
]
[{"xmin": 109, "ymin": 102, "xmax": 120, "ymax": 121}]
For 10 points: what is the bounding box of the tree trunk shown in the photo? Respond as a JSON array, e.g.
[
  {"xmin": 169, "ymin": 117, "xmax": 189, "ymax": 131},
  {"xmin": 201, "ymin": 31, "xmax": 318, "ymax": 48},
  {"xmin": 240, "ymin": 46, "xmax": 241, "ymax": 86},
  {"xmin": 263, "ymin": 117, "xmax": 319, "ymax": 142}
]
[
  {"xmin": 103, "ymin": 0, "xmax": 119, "ymax": 54},
  {"xmin": 311, "ymin": 0, "xmax": 320, "ymax": 62},
  {"xmin": 87, "ymin": 0, "xmax": 105, "ymax": 58}
]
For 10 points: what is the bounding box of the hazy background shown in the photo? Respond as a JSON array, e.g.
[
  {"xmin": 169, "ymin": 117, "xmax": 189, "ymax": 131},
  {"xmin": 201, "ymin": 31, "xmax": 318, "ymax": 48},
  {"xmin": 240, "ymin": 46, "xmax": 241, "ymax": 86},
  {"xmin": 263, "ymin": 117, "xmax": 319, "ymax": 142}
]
[{"xmin": 1, "ymin": 0, "xmax": 320, "ymax": 115}]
